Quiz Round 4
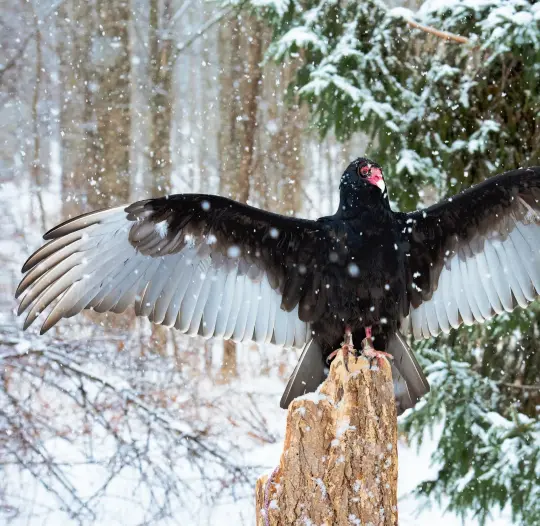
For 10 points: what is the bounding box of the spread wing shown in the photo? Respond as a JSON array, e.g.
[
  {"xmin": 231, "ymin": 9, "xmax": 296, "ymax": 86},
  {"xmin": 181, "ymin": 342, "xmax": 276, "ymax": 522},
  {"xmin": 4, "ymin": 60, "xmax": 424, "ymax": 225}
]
[
  {"xmin": 16, "ymin": 194, "xmax": 326, "ymax": 348},
  {"xmin": 401, "ymin": 167, "xmax": 540, "ymax": 339}
]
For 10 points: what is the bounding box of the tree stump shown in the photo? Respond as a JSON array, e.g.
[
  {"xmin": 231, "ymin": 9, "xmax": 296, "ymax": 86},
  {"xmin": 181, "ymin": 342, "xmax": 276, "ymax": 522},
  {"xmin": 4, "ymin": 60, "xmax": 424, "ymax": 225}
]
[{"xmin": 256, "ymin": 353, "xmax": 398, "ymax": 526}]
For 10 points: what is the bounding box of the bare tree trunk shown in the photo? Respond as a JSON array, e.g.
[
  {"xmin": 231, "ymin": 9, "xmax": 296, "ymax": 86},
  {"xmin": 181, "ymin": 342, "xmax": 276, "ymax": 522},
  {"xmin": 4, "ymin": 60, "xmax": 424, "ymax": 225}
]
[
  {"xmin": 256, "ymin": 355, "xmax": 398, "ymax": 526},
  {"xmin": 149, "ymin": 0, "xmax": 173, "ymax": 196},
  {"xmin": 218, "ymin": 16, "xmax": 242, "ymax": 198},
  {"xmin": 263, "ymin": 61, "xmax": 306, "ymax": 215},
  {"xmin": 30, "ymin": 1, "xmax": 46, "ymax": 231},
  {"xmin": 217, "ymin": 15, "xmax": 264, "ymax": 382},
  {"xmin": 58, "ymin": 0, "xmax": 94, "ymax": 218},
  {"xmin": 87, "ymin": 0, "xmax": 132, "ymax": 209},
  {"xmin": 236, "ymin": 18, "xmax": 263, "ymax": 202}
]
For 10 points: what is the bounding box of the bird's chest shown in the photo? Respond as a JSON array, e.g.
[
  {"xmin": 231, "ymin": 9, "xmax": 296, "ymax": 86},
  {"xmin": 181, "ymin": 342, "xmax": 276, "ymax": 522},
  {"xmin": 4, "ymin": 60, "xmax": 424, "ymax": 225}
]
[
  {"xmin": 328, "ymin": 218, "xmax": 402, "ymax": 281},
  {"xmin": 319, "ymin": 219, "xmax": 407, "ymax": 326}
]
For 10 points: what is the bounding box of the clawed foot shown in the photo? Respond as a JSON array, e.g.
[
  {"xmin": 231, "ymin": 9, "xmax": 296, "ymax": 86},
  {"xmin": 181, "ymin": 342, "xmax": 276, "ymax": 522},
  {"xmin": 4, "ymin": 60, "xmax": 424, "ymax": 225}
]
[
  {"xmin": 326, "ymin": 326, "xmax": 393, "ymax": 370},
  {"xmin": 326, "ymin": 327, "xmax": 355, "ymax": 364},
  {"xmin": 361, "ymin": 329, "xmax": 393, "ymax": 369}
]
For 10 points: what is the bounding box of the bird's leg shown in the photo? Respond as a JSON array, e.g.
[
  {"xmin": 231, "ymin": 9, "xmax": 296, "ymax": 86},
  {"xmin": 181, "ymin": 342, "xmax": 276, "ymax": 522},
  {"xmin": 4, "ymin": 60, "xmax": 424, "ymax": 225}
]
[
  {"xmin": 361, "ymin": 326, "xmax": 393, "ymax": 369},
  {"xmin": 326, "ymin": 326, "xmax": 355, "ymax": 364}
]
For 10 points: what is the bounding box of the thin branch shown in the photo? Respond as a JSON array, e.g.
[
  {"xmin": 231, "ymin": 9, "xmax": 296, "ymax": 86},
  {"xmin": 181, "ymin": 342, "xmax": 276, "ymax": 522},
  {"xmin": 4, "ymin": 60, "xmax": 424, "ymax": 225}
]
[
  {"xmin": 0, "ymin": 0, "xmax": 67, "ymax": 83},
  {"xmin": 3, "ymin": 345, "xmax": 235, "ymax": 466},
  {"xmin": 405, "ymin": 18, "xmax": 470, "ymax": 45},
  {"xmin": 174, "ymin": 2, "xmax": 247, "ymax": 59},
  {"xmin": 499, "ymin": 381, "xmax": 540, "ymax": 391},
  {"xmin": 168, "ymin": 0, "xmax": 194, "ymax": 29},
  {"xmin": 0, "ymin": 31, "xmax": 35, "ymax": 81}
]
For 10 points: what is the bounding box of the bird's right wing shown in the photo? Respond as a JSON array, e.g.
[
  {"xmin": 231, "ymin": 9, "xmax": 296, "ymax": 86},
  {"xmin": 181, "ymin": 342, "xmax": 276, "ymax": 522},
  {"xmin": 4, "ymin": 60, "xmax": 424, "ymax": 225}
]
[
  {"xmin": 401, "ymin": 167, "xmax": 540, "ymax": 339},
  {"xmin": 16, "ymin": 194, "xmax": 330, "ymax": 347}
]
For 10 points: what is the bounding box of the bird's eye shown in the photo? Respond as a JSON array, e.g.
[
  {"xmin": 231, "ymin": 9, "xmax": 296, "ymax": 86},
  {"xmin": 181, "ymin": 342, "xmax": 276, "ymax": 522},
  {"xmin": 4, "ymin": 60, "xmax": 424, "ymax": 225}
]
[{"xmin": 358, "ymin": 165, "xmax": 370, "ymax": 178}]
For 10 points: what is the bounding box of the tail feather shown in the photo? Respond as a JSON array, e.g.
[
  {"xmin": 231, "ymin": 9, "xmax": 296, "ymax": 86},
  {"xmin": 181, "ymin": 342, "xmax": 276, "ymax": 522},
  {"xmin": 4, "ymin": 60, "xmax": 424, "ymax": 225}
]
[
  {"xmin": 280, "ymin": 332, "xmax": 429, "ymax": 414},
  {"xmin": 387, "ymin": 331, "xmax": 430, "ymax": 414},
  {"xmin": 280, "ymin": 339, "xmax": 326, "ymax": 409}
]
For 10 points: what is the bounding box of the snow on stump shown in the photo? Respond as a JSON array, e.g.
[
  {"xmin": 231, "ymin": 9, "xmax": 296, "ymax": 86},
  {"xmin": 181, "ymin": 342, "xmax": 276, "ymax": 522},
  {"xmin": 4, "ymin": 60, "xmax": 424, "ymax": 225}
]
[{"xmin": 256, "ymin": 352, "xmax": 398, "ymax": 526}]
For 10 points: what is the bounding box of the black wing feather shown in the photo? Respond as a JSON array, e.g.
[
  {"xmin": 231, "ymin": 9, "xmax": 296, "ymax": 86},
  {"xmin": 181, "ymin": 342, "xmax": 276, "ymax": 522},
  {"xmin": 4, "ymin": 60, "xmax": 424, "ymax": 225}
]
[
  {"xmin": 402, "ymin": 166, "xmax": 540, "ymax": 338},
  {"xmin": 125, "ymin": 194, "xmax": 327, "ymax": 319}
]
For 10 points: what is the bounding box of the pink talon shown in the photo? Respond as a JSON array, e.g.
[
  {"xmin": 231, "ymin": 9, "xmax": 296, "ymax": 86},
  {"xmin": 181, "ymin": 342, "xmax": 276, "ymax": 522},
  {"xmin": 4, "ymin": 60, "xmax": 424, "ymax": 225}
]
[
  {"xmin": 361, "ymin": 326, "xmax": 393, "ymax": 367},
  {"xmin": 326, "ymin": 326, "xmax": 355, "ymax": 364}
]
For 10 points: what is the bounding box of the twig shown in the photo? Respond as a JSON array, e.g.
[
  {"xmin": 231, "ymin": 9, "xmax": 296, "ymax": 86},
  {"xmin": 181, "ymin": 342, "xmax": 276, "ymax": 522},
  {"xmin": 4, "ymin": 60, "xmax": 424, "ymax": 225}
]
[
  {"xmin": 3, "ymin": 345, "xmax": 234, "ymax": 466},
  {"xmin": 499, "ymin": 382, "xmax": 540, "ymax": 391},
  {"xmin": 405, "ymin": 19, "xmax": 470, "ymax": 45},
  {"xmin": 0, "ymin": 0, "xmax": 66, "ymax": 82},
  {"xmin": 174, "ymin": 1, "xmax": 247, "ymax": 59}
]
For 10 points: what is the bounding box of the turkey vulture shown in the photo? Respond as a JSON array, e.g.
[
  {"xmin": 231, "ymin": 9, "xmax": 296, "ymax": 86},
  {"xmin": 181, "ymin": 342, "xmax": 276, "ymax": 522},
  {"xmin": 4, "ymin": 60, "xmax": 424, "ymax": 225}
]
[{"xmin": 16, "ymin": 159, "xmax": 540, "ymax": 414}]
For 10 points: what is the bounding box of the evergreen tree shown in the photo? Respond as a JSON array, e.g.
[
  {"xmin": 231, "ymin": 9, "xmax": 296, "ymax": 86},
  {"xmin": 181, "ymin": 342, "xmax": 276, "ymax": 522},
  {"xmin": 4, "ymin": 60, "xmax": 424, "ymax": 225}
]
[{"xmin": 244, "ymin": 0, "xmax": 540, "ymax": 523}]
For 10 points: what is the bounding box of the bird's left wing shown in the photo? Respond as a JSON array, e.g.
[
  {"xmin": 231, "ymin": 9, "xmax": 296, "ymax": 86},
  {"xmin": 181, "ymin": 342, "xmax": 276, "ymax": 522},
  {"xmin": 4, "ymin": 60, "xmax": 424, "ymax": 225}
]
[
  {"xmin": 16, "ymin": 194, "xmax": 324, "ymax": 348},
  {"xmin": 401, "ymin": 166, "xmax": 540, "ymax": 339}
]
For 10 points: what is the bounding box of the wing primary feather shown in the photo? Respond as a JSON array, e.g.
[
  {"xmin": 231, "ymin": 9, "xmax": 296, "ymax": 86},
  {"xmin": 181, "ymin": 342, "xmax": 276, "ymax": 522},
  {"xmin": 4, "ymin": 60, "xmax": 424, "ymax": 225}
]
[
  {"xmin": 512, "ymin": 226, "xmax": 540, "ymax": 293},
  {"xmin": 175, "ymin": 258, "xmax": 210, "ymax": 332},
  {"xmin": 492, "ymin": 238, "xmax": 527, "ymax": 308},
  {"xmin": 223, "ymin": 273, "xmax": 245, "ymax": 341},
  {"xmin": 162, "ymin": 258, "xmax": 196, "ymax": 327},
  {"xmin": 214, "ymin": 265, "xmax": 237, "ymax": 338},
  {"xmin": 433, "ymin": 269, "xmax": 450, "ymax": 334},
  {"xmin": 231, "ymin": 277, "xmax": 252, "ymax": 342},
  {"xmin": 138, "ymin": 257, "xmax": 178, "ymax": 317},
  {"xmin": 17, "ymin": 238, "xmax": 85, "ymax": 296},
  {"xmin": 425, "ymin": 297, "xmax": 440, "ymax": 337},
  {"xmin": 21, "ymin": 231, "xmax": 83, "ymax": 274},
  {"xmin": 504, "ymin": 230, "xmax": 535, "ymax": 301},
  {"xmin": 284, "ymin": 306, "xmax": 297, "ymax": 348},
  {"xmin": 18, "ymin": 252, "xmax": 87, "ymax": 314},
  {"xmin": 484, "ymin": 238, "xmax": 513, "ymax": 312},
  {"xmin": 272, "ymin": 304, "xmax": 288, "ymax": 346},
  {"xmin": 242, "ymin": 280, "xmax": 260, "ymax": 342},
  {"xmin": 43, "ymin": 206, "xmax": 126, "ymax": 240},
  {"xmin": 188, "ymin": 266, "xmax": 214, "ymax": 336},
  {"xmin": 459, "ymin": 254, "xmax": 484, "ymax": 323},
  {"xmin": 265, "ymin": 291, "xmax": 278, "ymax": 344},
  {"xmin": 475, "ymin": 249, "xmax": 503, "ymax": 315},
  {"xmin": 466, "ymin": 251, "xmax": 492, "ymax": 320},
  {"xmin": 440, "ymin": 265, "xmax": 459, "ymax": 329},
  {"xmin": 452, "ymin": 253, "xmax": 473, "ymax": 325},
  {"xmin": 254, "ymin": 275, "xmax": 271, "ymax": 343},
  {"xmin": 152, "ymin": 254, "xmax": 189, "ymax": 324},
  {"xmin": 201, "ymin": 265, "xmax": 229, "ymax": 338}
]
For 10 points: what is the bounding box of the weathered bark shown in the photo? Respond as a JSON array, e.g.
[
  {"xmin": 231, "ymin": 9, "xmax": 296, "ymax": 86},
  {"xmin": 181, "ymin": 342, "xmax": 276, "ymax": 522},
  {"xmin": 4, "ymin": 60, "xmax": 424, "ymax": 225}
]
[{"xmin": 256, "ymin": 354, "xmax": 398, "ymax": 526}]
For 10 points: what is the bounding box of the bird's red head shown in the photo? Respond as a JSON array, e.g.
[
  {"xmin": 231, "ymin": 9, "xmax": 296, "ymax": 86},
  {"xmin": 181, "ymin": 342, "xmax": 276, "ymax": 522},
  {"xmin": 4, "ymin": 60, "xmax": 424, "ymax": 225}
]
[{"xmin": 356, "ymin": 158, "xmax": 385, "ymax": 192}]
